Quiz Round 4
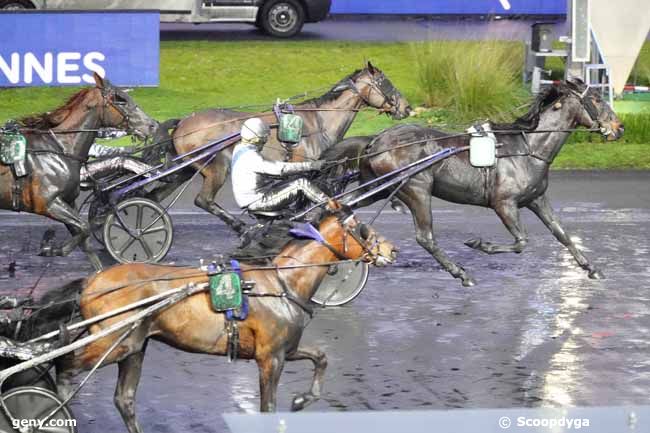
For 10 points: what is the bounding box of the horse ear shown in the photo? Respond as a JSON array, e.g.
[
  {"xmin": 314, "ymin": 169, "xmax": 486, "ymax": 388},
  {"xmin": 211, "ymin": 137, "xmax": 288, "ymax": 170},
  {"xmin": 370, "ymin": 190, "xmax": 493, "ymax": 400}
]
[
  {"xmin": 367, "ymin": 61, "xmax": 376, "ymax": 74},
  {"xmin": 93, "ymin": 72, "xmax": 105, "ymax": 89}
]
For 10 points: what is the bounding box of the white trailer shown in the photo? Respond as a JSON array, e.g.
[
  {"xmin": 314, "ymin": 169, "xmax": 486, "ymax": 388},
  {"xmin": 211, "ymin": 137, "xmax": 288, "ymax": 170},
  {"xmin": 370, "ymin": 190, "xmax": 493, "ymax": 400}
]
[{"xmin": 0, "ymin": 0, "xmax": 332, "ymax": 37}]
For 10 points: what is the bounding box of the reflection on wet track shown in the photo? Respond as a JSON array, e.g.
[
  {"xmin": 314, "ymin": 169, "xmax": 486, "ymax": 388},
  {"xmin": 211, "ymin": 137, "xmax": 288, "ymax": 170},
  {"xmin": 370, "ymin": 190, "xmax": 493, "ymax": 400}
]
[{"xmin": 0, "ymin": 171, "xmax": 648, "ymax": 432}]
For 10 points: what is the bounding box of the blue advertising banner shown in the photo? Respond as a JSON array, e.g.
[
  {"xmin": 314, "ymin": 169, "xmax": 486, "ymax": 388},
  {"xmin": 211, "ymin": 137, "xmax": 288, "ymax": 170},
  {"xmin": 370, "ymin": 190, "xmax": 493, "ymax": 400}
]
[
  {"xmin": 330, "ymin": 0, "xmax": 566, "ymax": 15},
  {"xmin": 0, "ymin": 11, "xmax": 159, "ymax": 87}
]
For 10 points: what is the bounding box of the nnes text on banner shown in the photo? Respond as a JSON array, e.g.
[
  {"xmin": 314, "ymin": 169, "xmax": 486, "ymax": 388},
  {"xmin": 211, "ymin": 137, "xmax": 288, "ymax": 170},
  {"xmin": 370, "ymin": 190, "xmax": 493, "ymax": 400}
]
[{"xmin": 0, "ymin": 11, "xmax": 159, "ymax": 87}]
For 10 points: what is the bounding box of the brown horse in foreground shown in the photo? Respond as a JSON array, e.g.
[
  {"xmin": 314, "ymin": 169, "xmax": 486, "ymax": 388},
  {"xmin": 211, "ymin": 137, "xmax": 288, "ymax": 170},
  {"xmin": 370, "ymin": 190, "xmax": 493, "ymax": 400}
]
[
  {"xmin": 149, "ymin": 62, "xmax": 411, "ymax": 232},
  {"xmin": 55, "ymin": 201, "xmax": 396, "ymax": 432},
  {"xmin": 0, "ymin": 74, "xmax": 157, "ymax": 270}
]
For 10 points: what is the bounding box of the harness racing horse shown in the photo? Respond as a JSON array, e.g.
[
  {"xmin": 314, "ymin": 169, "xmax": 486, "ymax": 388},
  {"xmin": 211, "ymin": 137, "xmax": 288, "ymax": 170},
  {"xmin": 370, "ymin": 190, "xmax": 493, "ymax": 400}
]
[
  {"xmin": 0, "ymin": 74, "xmax": 158, "ymax": 271},
  {"xmin": 148, "ymin": 62, "xmax": 411, "ymax": 232},
  {"xmin": 54, "ymin": 201, "xmax": 396, "ymax": 432},
  {"xmin": 334, "ymin": 79, "xmax": 624, "ymax": 286}
]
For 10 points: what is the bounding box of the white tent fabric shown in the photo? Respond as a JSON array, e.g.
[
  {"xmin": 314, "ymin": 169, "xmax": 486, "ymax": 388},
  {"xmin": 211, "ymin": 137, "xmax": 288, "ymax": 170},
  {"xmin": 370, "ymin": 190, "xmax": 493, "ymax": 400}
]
[{"xmin": 590, "ymin": 0, "xmax": 650, "ymax": 95}]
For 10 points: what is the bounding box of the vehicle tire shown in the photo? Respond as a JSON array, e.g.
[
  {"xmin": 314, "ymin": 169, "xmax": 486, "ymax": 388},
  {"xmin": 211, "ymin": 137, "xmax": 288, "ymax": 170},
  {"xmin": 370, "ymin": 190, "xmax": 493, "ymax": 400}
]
[
  {"xmin": 259, "ymin": 0, "xmax": 305, "ymax": 38},
  {"xmin": 311, "ymin": 261, "xmax": 370, "ymax": 306},
  {"xmin": 0, "ymin": 0, "xmax": 34, "ymax": 9},
  {"xmin": 103, "ymin": 197, "xmax": 174, "ymax": 264}
]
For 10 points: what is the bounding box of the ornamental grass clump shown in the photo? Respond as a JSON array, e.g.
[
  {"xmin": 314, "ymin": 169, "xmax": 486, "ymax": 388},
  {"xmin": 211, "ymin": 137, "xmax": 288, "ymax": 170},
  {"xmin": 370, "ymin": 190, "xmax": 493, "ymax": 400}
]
[{"xmin": 413, "ymin": 40, "xmax": 528, "ymax": 124}]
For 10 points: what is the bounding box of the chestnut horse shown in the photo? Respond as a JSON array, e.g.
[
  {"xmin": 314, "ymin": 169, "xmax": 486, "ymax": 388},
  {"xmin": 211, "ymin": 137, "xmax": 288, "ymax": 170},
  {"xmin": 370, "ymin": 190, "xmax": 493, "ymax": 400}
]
[
  {"xmin": 147, "ymin": 62, "xmax": 411, "ymax": 232},
  {"xmin": 55, "ymin": 201, "xmax": 397, "ymax": 432},
  {"xmin": 0, "ymin": 74, "xmax": 158, "ymax": 270}
]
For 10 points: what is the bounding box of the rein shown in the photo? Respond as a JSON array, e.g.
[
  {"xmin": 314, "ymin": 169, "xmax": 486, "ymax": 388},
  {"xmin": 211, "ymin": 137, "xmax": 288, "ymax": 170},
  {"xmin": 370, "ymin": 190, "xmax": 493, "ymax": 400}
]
[{"xmin": 325, "ymin": 126, "xmax": 603, "ymax": 166}]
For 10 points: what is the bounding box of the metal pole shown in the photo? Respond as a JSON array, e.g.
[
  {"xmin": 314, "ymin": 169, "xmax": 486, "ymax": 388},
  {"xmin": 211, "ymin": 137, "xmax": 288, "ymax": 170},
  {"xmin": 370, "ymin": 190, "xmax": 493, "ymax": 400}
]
[
  {"xmin": 0, "ymin": 283, "xmax": 206, "ymax": 386},
  {"xmin": 27, "ymin": 286, "xmax": 192, "ymax": 343}
]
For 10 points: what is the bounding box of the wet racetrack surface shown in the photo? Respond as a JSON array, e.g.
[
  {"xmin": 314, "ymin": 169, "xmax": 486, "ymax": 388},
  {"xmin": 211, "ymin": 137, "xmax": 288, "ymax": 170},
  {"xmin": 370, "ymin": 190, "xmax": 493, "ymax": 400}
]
[{"xmin": 0, "ymin": 171, "xmax": 648, "ymax": 432}]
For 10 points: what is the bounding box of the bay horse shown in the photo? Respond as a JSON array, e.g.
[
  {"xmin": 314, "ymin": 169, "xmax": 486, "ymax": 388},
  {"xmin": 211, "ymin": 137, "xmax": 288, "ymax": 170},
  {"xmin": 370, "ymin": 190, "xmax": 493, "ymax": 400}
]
[
  {"xmin": 147, "ymin": 62, "xmax": 411, "ymax": 232},
  {"xmin": 0, "ymin": 74, "xmax": 158, "ymax": 271},
  {"xmin": 329, "ymin": 79, "xmax": 624, "ymax": 286},
  {"xmin": 54, "ymin": 201, "xmax": 396, "ymax": 432}
]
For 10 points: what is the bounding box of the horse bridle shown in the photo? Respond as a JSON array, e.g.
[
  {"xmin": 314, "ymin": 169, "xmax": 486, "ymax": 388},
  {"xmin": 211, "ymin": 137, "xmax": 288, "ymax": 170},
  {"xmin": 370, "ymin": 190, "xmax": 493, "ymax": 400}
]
[
  {"xmin": 347, "ymin": 72, "xmax": 402, "ymax": 115},
  {"xmin": 99, "ymin": 87, "xmax": 134, "ymax": 133},
  {"xmin": 568, "ymin": 85, "xmax": 610, "ymax": 136},
  {"xmin": 320, "ymin": 215, "xmax": 379, "ymax": 262}
]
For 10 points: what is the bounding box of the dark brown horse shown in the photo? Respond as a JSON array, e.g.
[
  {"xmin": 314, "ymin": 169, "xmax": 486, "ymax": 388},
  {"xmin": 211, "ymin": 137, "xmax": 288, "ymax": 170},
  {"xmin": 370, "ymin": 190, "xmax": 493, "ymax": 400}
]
[
  {"xmin": 148, "ymin": 62, "xmax": 411, "ymax": 232},
  {"xmin": 0, "ymin": 74, "xmax": 158, "ymax": 270},
  {"xmin": 54, "ymin": 201, "xmax": 396, "ymax": 432},
  {"xmin": 329, "ymin": 79, "xmax": 624, "ymax": 286}
]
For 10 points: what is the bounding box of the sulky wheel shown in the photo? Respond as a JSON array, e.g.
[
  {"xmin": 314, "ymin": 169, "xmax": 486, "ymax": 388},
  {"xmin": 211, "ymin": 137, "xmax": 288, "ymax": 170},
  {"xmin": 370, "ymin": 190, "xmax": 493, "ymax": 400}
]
[
  {"xmin": 0, "ymin": 386, "xmax": 76, "ymax": 433},
  {"xmin": 103, "ymin": 197, "xmax": 173, "ymax": 264},
  {"xmin": 311, "ymin": 261, "xmax": 370, "ymax": 306},
  {"xmin": 0, "ymin": 364, "xmax": 57, "ymax": 394}
]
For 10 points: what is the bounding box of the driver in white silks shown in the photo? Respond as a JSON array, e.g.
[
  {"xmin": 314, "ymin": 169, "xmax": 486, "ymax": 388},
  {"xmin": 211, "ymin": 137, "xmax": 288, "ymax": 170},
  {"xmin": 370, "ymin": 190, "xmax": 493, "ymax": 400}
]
[{"xmin": 232, "ymin": 118, "xmax": 328, "ymax": 213}]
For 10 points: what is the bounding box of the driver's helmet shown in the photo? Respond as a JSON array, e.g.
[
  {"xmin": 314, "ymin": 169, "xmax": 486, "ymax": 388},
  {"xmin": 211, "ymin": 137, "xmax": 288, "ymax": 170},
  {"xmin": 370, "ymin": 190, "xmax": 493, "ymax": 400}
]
[{"xmin": 241, "ymin": 117, "xmax": 270, "ymax": 147}]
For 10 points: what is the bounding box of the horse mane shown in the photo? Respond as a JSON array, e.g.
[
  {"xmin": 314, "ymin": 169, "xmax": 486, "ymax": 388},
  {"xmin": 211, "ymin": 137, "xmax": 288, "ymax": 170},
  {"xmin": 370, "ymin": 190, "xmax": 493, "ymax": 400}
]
[
  {"xmin": 18, "ymin": 88, "xmax": 93, "ymax": 129},
  {"xmin": 491, "ymin": 83, "xmax": 568, "ymax": 132},
  {"xmin": 301, "ymin": 69, "xmax": 365, "ymax": 107}
]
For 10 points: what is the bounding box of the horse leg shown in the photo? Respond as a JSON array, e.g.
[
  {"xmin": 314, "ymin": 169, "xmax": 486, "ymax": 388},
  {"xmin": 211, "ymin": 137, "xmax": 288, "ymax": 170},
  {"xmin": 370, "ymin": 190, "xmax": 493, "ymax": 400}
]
[
  {"xmin": 256, "ymin": 352, "xmax": 285, "ymax": 412},
  {"xmin": 55, "ymin": 359, "xmax": 76, "ymax": 401},
  {"xmin": 40, "ymin": 197, "xmax": 103, "ymax": 271},
  {"xmin": 287, "ymin": 346, "xmax": 327, "ymax": 411},
  {"xmin": 114, "ymin": 350, "xmax": 146, "ymax": 433},
  {"xmin": 194, "ymin": 167, "xmax": 245, "ymax": 233},
  {"xmin": 465, "ymin": 201, "xmax": 528, "ymax": 254},
  {"xmin": 399, "ymin": 185, "xmax": 476, "ymax": 287},
  {"xmin": 527, "ymin": 194, "xmax": 604, "ymax": 279}
]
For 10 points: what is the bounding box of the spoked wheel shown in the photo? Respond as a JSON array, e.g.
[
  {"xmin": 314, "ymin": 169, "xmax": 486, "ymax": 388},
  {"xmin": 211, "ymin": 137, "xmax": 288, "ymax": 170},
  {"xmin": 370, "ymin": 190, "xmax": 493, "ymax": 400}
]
[
  {"xmin": 1, "ymin": 364, "xmax": 56, "ymax": 393},
  {"xmin": 0, "ymin": 386, "xmax": 76, "ymax": 433},
  {"xmin": 103, "ymin": 197, "xmax": 173, "ymax": 264},
  {"xmin": 311, "ymin": 261, "xmax": 370, "ymax": 306}
]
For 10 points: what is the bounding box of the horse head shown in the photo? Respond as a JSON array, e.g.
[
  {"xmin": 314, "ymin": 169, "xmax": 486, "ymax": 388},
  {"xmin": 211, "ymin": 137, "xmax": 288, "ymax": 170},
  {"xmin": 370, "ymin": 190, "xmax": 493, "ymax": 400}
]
[
  {"xmin": 92, "ymin": 73, "xmax": 158, "ymax": 140},
  {"xmin": 564, "ymin": 77, "xmax": 624, "ymax": 141},
  {"xmin": 319, "ymin": 199, "xmax": 397, "ymax": 267},
  {"xmin": 348, "ymin": 61, "xmax": 412, "ymax": 120}
]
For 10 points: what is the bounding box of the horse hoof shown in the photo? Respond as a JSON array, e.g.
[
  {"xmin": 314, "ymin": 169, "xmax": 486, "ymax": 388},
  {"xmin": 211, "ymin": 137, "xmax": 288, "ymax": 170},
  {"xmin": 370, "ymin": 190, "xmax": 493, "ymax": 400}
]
[
  {"xmin": 390, "ymin": 199, "xmax": 408, "ymax": 214},
  {"xmin": 232, "ymin": 221, "xmax": 247, "ymax": 235},
  {"xmin": 38, "ymin": 246, "xmax": 57, "ymax": 257},
  {"xmin": 462, "ymin": 277, "xmax": 476, "ymax": 287},
  {"xmin": 464, "ymin": 238, "xmax": 481, "ymax": 250},
  {"xmin": 291, "ymin": 395, "xmax": 308, "ymax": 412},
  {"xmin": 589, "ymin": 269, "xmax": 605, "ymax": 280}
]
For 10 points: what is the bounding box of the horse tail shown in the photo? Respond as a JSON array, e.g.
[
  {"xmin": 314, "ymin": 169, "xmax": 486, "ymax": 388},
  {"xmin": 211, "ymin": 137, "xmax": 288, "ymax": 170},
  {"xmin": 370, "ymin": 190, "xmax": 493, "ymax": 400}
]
[
  {"xmin": 142, "ymin": 118, "xmax": 181, "ymax": 165},
  {"xmin": 321, "ymin": 135, "xmax": 376, "ymax": 172}
]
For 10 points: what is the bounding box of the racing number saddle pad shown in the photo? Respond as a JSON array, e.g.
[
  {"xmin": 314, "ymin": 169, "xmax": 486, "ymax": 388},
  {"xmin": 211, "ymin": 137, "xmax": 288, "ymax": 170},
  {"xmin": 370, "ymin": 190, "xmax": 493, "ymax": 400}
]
[
  {"xmin": 0, "ymin": 133, "xmax": 26, "ymax": 166},
  {"xmin": 209, "ymin": 272, "xmax": 243, "ymax": 312}
]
